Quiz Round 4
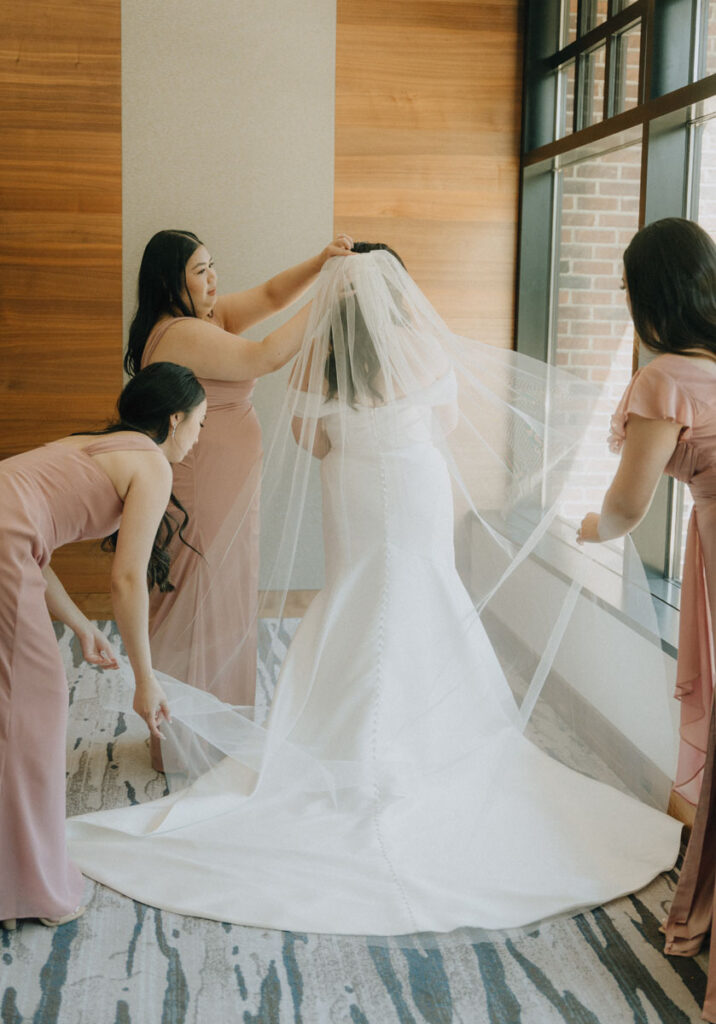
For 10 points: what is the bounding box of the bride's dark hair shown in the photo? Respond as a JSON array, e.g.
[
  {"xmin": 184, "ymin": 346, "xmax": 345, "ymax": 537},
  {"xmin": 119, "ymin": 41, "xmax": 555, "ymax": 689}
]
[
  {"xmin": 84, "ymin": 362, "xmax": 206, "ymax": 592},
  {"xmin": 124, "ymin": 229, "xmax": 205, "ymax": 377},
  {"xmin": 325, "ymin": 242, "xmax": 405, "ymax": 407},
  {"xmin": 350, "ymin": 241, "xmax": 406, "ymax": 268}
]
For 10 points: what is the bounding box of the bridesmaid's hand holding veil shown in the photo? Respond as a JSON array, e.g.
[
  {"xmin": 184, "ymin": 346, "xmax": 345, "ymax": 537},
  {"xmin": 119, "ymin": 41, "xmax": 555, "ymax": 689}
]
[
  {"xmin": 319, "ymin": 235, "xmax": 354, "ymax": 264},
  {"xmin": 576, "ymin": 512, "xmax": 601, "ymax": 544},
  {"xmin": 133, "ymin": 675, "xmax": 171, "ymax": 740}
]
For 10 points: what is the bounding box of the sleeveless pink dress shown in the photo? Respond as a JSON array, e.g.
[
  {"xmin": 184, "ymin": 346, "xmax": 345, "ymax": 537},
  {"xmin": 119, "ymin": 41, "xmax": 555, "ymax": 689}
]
[
  {"xmin": 142, "ymin": 318, "xmax": 262, "ymax": 704},
  {"xmin": 610, "ymin": 353, "xmax": 716, "ymax": 1021},
  {"xmin": 0, "ymin": 432, "xmax": 158, "ymax": 921}
]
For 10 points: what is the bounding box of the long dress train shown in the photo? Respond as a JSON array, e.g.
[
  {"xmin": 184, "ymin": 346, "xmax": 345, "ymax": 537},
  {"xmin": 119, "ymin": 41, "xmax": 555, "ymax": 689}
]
[{"xmin": 66, "ymin": 372, "xmax": 682, "ymax": 935}]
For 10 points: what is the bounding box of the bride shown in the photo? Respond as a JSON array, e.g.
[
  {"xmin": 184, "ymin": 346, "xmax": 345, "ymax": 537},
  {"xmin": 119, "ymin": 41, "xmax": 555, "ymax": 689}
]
[{"xmin": 67, "ymin": 245, "xmax": 682, "ymax": 936}]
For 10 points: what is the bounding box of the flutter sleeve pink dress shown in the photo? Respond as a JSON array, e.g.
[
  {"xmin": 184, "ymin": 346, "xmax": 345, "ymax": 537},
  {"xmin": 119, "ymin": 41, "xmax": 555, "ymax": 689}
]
[
  {"xmin": 142, "ymin": 317, "xmax": 262, "ymax": 704},
  {"xmin": 0, "ymin": 433, "xmax": 158, "ymax": 922},
  {"xmin": 610, "ymin": 353, "xmax": 716, "ymax": 1020}
]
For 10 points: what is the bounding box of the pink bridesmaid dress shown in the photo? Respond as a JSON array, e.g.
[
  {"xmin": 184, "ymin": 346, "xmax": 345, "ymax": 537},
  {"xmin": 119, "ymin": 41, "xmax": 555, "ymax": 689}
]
[
  {"xmin": 142, "ymin": 318, "xmax": 262, "ymax": 705},
  {"xmin": 610, "ymin": 352, "xmax": 716, "ymax": 1020},
  {"xmin": 0, "ymin": 433, "xmax": 158, "ymax": 922}
]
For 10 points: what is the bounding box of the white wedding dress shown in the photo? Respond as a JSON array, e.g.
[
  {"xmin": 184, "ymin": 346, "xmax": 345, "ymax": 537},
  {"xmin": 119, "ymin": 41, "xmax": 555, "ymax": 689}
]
[{"xmin": 67, "ymin": 359, "xmax": 681, "ymax": 935}]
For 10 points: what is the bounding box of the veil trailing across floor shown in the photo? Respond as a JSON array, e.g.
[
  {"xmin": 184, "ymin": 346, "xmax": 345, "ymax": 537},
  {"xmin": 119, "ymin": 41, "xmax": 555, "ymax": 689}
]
[{"xmin": 68, "ymin": 249, "xmax": 681, "ymax": 938}]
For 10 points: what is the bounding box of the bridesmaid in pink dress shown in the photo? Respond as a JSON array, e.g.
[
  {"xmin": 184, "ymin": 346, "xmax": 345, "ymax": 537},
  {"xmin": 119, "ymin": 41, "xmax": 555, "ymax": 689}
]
[
  {"xmin": 123, "ymin": 231, "xmax": 352, "ymax": 768},
  {"xmin": 578, "ymin": 218, "xmax": 716, "ymax": 1022},
  {"xmin": 0, "ymin": 363, "xmax": 206, "ymax": 929}
]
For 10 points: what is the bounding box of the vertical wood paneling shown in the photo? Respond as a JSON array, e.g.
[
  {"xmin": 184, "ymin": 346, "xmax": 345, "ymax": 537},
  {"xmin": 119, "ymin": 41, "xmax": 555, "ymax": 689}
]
[
  {"xmin": 0, "ymin": 1, "xmax": 122, "ymax": 614},
  {"xmin": 335, "ymin": 1, "xmax": 523, "ymax": 345}
]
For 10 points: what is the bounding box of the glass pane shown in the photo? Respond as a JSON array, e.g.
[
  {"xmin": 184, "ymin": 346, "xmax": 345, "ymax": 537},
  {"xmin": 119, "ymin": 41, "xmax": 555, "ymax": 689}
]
[
  {"xmin": 579, "ymin": 43, "xmax": 607, "ymax": 128},
  {"xmin": 563, "ymin": 0, "xmax": 579, "ymax": 46},
  {"xmin": 696, "ymin": 114, "xmax": 716, "ymax": 233},
  {"xmin": 697, "ymin": 0, "xmax": 716, "ymax": 80},
  {"xmin": 581, "ymin": 0, "xmax": 609, "ymax": 34},
  {"xmin": 557, "ymin": 61, "xmax": 577, "ymax": 138},
  {"xmin": 612, "ymin": 22, "xmax": 641, "ymax": 115},
  {"xmin": 554, "ymin": 143, "xmax": 642, "ymax": 521}
]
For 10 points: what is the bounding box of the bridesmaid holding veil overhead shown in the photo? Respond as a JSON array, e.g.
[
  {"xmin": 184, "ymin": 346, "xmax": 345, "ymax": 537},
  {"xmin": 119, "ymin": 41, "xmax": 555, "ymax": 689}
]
[
  {"xmin": 124, "ymin": 230, "xmax": 352, "ymax": 768},
  {"xmin": 68, "ymin": 246, "xmax": 681, "ymax": 937}
]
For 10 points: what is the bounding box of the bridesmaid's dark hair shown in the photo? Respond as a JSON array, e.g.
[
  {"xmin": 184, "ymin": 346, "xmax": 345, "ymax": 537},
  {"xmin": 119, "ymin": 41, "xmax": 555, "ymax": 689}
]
[
  {"xmin": 124, "ymin": 230, "xmax": 205, "ymax": 377},
  {"xmin": 623, "ymin": 218, "xmax": 716, "ymax": 356},
  {"xmin": 325, "ymin": 242, "xmax": 406, "ymax": 407},
  {"xmin": 89, "ymin": 363, "xmax": 206, "ymax": 592}
]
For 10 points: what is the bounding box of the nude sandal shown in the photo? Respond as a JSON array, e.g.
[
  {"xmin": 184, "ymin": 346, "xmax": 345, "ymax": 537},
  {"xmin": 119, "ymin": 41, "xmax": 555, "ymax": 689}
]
[{"xmin": 2, "ymin": 905, "xmax": 86, "ymax": 930}]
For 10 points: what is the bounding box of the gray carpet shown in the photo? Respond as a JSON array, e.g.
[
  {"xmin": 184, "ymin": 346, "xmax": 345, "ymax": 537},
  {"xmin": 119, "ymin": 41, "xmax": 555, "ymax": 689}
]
[{"xmin": 1, "ymin": 623, "xmax": 709, "ymax": 1024}]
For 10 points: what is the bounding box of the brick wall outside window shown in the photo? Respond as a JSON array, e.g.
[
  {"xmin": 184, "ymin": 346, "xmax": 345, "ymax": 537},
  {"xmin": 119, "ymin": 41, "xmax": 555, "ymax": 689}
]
[{"xmin": 554, "ymin": 145, "xmax": 642, "ymax": 522}]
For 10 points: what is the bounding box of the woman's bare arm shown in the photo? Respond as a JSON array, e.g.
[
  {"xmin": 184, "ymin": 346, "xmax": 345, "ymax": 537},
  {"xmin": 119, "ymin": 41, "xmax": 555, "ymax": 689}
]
[
  {"xmin": 291, "ymin": 417, "xmax": 331, "ymax": 459},
  {"xmin": 110, "ymin": 451, "xmax": 174, "ymax": 736},
  {"xmin": 215, "ymin": 237, "xmax": 353, "ymax": 333},
  {"xmin": 578, "ymin": 414, "xmax": 682, "ymax": 543},
  {"xmin": 42, "ymin": 566, "xmax": 119, "ymax": 669},
  {"xmin": 150, "ymin": 302, "xmax": 313, "ymax": 382}
]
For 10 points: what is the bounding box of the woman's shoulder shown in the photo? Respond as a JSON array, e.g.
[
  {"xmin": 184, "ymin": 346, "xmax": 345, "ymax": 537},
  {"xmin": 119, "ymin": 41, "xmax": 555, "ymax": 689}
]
[
  {"xmin": 645, "ymin": 350, "xmax": 716, "ymax": 378},
  {"xmin": 640, "ymin": 353, "xmax": 716, "ymax": 404},
  {"xmin": 142, "ymin": 315, "xmax": 204, "ymax": 365},
  {"xmin": 142, "ymin": 313, "xmax": 239, "ymax": 379},
  {"xmin": 53, "ymin": 431, "xmax": 162, "ymax": 456},
  {"xmin": 610, "ymin": 354, "xmax": 702, "ymax": 452}
]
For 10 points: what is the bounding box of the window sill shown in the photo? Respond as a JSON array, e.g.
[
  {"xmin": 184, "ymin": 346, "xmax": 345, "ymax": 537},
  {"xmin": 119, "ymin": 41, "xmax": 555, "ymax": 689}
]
[{"xmin": 471, "ymin": 510, "xmax": 680, "ymax": 659}]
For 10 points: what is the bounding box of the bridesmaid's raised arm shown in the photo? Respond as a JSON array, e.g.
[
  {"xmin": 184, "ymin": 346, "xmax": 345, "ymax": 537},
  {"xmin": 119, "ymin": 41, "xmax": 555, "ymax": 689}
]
[
  {"xmin": 150, "ymin": 301, "xmax": 314, "ymax": 383},
  {"xmin": 216, "ymin": 235, "xmax": 354, "ymax": 334}
]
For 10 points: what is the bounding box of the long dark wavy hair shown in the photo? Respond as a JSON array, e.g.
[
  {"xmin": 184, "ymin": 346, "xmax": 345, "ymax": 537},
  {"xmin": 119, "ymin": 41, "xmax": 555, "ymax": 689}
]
[
  {"xmin": 623, "ymin": 218, "xmax": 716, "ymax": 356},
  {"xmin": 86, "ymin": 363, "xmax": 206, "ymax": 592},
  {"xmin": 325, "ymin": 242, "xmax": 406, "ymax": 407},
  {"xmin": 124, "ymin": 230, "xmax": 205, "ymax": 377}
]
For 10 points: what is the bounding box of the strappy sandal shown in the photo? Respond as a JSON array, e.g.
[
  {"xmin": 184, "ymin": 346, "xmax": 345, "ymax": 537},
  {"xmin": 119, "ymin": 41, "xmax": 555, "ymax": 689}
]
[
  {"xmin": 39, "ymin": 905, "xmax": 86, "ymax": 927},
  {"xmin": 1, "ymin": 905, "xmax": 86, "ymax": 930}
]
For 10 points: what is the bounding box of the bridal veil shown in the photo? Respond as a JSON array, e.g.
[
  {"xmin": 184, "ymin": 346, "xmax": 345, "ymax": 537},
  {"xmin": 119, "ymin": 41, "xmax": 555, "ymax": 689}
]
[{"xmin": 67, "ymin": 249, "xmax": 681, "ymax": 936}]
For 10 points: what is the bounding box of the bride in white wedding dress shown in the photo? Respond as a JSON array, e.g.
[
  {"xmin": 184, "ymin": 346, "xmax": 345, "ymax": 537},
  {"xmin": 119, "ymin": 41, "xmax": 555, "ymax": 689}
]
[{"xmin": 67, "ymin": 245, "xmax": 681, "ymax": 935}]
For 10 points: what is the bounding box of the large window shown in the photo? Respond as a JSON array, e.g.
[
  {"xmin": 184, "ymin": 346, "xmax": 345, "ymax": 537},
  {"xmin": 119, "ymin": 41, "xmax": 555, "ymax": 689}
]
[{"xmin": 518, "ymin": 0, "xmax": 716, "ymax": 602}]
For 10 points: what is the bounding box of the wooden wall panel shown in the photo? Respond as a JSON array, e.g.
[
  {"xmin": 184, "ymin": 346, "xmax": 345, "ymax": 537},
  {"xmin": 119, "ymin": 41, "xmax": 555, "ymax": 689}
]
[
  {"xmin": 0, "ymin": 0, "xmax": 122, "ymax": 615},
  {"xmin": 335, "ymin": 0, "xmax": 523, "ymax": 346}
]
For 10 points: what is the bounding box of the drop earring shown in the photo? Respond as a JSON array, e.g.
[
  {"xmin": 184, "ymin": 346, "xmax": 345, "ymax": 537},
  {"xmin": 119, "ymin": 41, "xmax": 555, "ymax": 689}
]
[{"xmin": 172, "ymin": 423, "xmax": 177, "ymax": 439}]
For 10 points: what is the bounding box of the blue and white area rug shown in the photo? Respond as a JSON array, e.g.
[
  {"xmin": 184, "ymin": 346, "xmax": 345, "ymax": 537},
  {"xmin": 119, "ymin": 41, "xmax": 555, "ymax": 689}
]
[{"xmin": 1, "ymin": 623, "xmax": 708, "ymax": 1024}]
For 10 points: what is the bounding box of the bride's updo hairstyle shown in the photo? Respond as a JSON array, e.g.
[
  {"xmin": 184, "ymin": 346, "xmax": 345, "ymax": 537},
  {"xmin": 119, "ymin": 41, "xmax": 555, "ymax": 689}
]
[
  {"xmin": 623, "ymin": 217, "xmax": 716, "ymax": 357},
  {"xmin": 93, "ymin": 362, "xmax": 206, "ymax": 592},
  {"xmin": 325, "ymin": 242, "xmax": 406, "ymax": 407},
  {"xmin": 125, "ymin": 229, "xmax": 205, "ymax": 377},
  {"xmin": 350, "ymin": 241, "xmax": 406, "ymax": 268}
]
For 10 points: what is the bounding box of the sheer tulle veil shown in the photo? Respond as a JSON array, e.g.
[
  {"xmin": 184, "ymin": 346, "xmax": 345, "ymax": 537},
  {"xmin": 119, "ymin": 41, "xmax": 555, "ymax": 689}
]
[
  {"xmin": 71, "ymin": 248, "xmax": 680, "ymax": 940},
  {"xmin": 150, "ymin": 248, "xmax": 676, "ymax": 798}
]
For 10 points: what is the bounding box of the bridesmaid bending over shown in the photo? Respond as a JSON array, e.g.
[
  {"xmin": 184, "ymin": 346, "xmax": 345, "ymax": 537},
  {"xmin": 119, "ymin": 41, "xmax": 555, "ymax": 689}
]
[
  {"xmin": 123, "ymin": 231, "xmax": 353, "ymax": 771},
  {"xmin": 0, "ymin": 363, "xmax": 206, "ymax": 930},
  {"xmin": 577, "ymin": 217, "xmax": 716, "ymax": 1023}
]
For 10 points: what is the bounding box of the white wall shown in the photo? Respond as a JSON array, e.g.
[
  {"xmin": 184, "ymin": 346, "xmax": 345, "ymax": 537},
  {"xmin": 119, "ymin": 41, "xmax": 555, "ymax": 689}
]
[{"xmin": 122, "ymin": 0, "xmax": 336, "ymax": 583}]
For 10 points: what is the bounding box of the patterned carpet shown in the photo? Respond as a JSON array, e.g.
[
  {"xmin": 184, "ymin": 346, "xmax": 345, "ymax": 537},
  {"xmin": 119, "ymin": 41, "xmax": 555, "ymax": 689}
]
[{"xmin": 1, "ymin": 623, "xmax": 709, "ymax": 1024}]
